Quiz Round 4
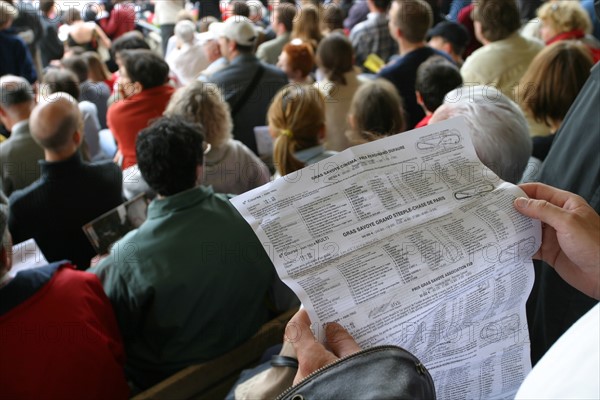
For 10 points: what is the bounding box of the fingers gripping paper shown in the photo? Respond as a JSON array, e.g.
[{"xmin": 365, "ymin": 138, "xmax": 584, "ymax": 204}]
[{"xmin": 231, "ymin": 117, "xmax": 541, "ymax": 399}]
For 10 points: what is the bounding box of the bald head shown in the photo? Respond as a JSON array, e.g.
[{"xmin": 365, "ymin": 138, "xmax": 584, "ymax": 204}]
[{"xmin": 30, "ymin": 93, "xmax": 82, "ymax": 154}]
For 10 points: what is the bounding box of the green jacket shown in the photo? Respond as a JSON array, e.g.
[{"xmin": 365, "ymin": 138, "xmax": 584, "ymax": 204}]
[{"xmin": 92, "ymin": 185, "xmax": 275, "ymax": 388}]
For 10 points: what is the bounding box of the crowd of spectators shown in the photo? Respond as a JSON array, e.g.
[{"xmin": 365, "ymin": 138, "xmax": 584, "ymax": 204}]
[{"xmin": 1, "ymin": 0, "xmax": 599, "ymax": 397}]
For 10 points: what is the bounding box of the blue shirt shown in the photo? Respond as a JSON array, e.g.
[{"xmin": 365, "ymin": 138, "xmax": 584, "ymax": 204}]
[
  {"xmin": 0, "ymin": 29, "xmax": 37, "ymax": 83},
  {"xmin": 378, "ymin": 46, "xmax": 453, "ymax": 129}
]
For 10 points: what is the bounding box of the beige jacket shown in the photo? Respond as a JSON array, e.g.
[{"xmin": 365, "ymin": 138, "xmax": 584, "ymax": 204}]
[{"xmin": 314, "ymin": 69, "xmax": 365, "ymax": 152}]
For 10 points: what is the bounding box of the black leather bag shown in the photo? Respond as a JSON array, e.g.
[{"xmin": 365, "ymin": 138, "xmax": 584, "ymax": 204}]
[{"xmin": 275, "ymin": 345, "xmax": 436, "ymax": 400}]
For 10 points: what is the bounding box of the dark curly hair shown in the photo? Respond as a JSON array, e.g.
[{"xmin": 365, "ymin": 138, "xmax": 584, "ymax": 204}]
[{"xmin": 136, "ymin": 116, "xmax": 206, "ymax": 196}]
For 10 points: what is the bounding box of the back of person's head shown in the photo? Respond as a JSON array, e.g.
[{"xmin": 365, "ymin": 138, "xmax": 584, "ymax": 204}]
[
  {"xmin": 30, "ymin": 93, "xmax": 82, "ymax": 153},
  {"xmin": 276, "ymin": 3, "xmax": 297, "ymax": 32},
  {"xmin": 120, "ymin": 49, "xmax": 169, "ymax": 90},
  {"xmin": 111, "ymin": 31, "xmax": 150, "ymax": 58},
  {"xmin": 347, "ymin": 79, "xmax": 406, "ymax": 144},
  {"xmin": 164, "ymin": 81, "xmax": 233, "ymax": 147},
  {"xmin": 322, "ymin": 3, "xmax": 344, "ymax": 32},
  {"xmin": 430, "ymin": 86, "xmax": 531, "ymax": 183},
  {"xmin": 291, "ymin": 4, "xmax": 323, "ymax": 46},
  {"xmin": 0, "ymin": 75, "xmax": 34, "ymax": 108},
  {"xmin": 268, "ymin": 84, "xmax": 325, "ymax": 176},
  {"xmin": 373, "ymin": 0, "xmax": 393, "ymax": 11},
  {"xmin": 229, "ymin": 0, "xmax": 250, "ymax": 18},
  {"xmin": 63, "ymin": 7, "xmax": 82, "ymax": 24},
  {"xmin": 218, "ymin": 15, "xmax": 257, "ymax": 53},
  {"xmin": 426, "ymin": 21, "xmax": 469, "ymax": 56},
  {"xmin": 519, "ymin": 41, "xmax": 593, "ymax": 130},
  {"xmin": 42, "ymin": 68, "xmax": 81, "ymax": 99},
  {"xmin": 198, "ymin": 15, "xmax": 218, "ymax": 32},
  {"xmin": 473, "ymin": 0, "xmax": 521, "ymax": 42},
  {"xmin": 316, "ymin": 32, "xmax": 354, "ymax": 85},
  {"xmin": 61, "ymin": 55, "xmax": 88, "ymax": 84},
  {"xmin": 390, "ymin": 0, "xmax": 433, "ymax": 43},
  {"xmin": 537, "ymin": 0, "xmax": 592, "ymax": 36},
  {"xmin": 415, "ymin": 56, "xmax": 462, "ymax": 113},
  {"xmin": 0, "ymin": 1, "xmax": 18, "ymax": 28},
  {"xmin": 82, "ymin": 51, "xmax": 111, "ymax": 82},
  {"xmin": 176, "ymin": 9, "xmax": 195, "ymax": 23},
  {"xmin": 282, "ymin": 40, "xmax": 315, "ymax": 79},
  {"xmin": 39, "ymin": 0, "xmax": 55, "ymax": 15},
  {"xmin": 136, "ymin": 116, "xmax": 206, "ymax": 196},
  {"xmin": 175, "ymin": 19, "xmax": 197, "ymax": 45}
]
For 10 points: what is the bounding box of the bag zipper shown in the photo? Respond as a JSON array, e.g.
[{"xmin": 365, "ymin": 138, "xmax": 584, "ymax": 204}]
[{"xmin": 275, "ymin": 345, "xmax": 424, "ymax": 400}]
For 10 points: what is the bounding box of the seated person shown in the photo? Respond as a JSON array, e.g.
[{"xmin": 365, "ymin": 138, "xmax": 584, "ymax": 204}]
[
  {"xmin": 123, "ymin": 82, "xmax": 272, "ymax": 199},
  {"xmin": 0, "ymin": 205, "xmax": 129, "ymax": 398},
  {"xmin": 314, "ymin": 32, "xmax": 365, "ymax": 152},
  {"xmin": 277, "ymin": 40, "xmax": 315, "ymax": 84},
  {"xmin": 8, "ymin": 94, "xmax": 123, "ymax": 269},
  {"xmin": 426, "ymin": 21, "xmax": 469, "ymax": 67},
  {"xmin": 519, "ymin": 41, "xmax": 593, "ymax": 162},
  {"xmin": 537, "ymin": 0, "xmax": 600, "ymax": 61},
  {"xmin": 42, "ymin": 68, "xmax": 103, "ymax": 161},
  {"xmin": 107, "ymin": 49, "xmax": 175, "ymax": 169},
  {"xmin": 166, "ymin": 20, "xmax": 210, "ymax": 86},
  {"xmin": 164, "ymin": 82, "xmax": 271, "ymax": 195},
  {"xmin": 91, "ymin": 116, "xmax": 284, "ymax": 390},
  {"xmin": 414, "ymin": 56, "xmax": 463, "ymax": 128},
  {"xmin": 0, "ymin": 75, "xmax": 44, "ymax": 196},
  {"xmin": 430, "ymin": 85, "xmax": 532, "ymax": 184},
  {"xmin": 268, "ymin": 85, "xmax": 336, "ymax": 177},
  {"xmin": 346, "ymin": 78, "xmax": 407, "ymax": 146}
]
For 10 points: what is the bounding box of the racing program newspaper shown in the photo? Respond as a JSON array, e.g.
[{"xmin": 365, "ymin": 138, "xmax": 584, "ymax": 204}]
[{"xmin": 232, "ymin": 117, "xmax": 541, "ymax": 399}]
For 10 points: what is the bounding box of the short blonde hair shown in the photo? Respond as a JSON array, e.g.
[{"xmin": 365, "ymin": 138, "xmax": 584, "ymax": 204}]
[
  {"xmin": 268, "ymin": 84, "xmax": 325, "ymax": 176},
  {"xmin": 164, "ymin": 82, "xmax": 233, "ymax": 148},
  {"xmin": 538, "ymin": 0, "xmax": 592, "ymax": 36}
]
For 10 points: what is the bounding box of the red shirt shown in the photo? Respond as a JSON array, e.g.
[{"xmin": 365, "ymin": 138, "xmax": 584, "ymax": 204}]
[
  {"xmin": 98, "ymin": 3, "xmax": 136, "ymax": 40},
  {"xmin": 415, "ymin": 114, "xmax": 433, "ymax": 128},
  {"xmin": 0, "ymin": 264, "xmax": 129, "ymax": 399},
  {"xmin": 107, "ymin": 84, "xmax": 175, "ymax": 169}
]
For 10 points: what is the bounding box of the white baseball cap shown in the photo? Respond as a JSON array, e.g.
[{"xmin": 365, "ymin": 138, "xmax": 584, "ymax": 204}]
[{"xmin": 209, "ymin": 16, "xmax": 256, "ymax": 47}]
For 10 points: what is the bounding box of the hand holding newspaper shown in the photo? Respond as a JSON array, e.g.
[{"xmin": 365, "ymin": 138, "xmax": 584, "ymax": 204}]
[{"xmin": 232, "ymin": 117, "xmax": 541, "ymax": 399}]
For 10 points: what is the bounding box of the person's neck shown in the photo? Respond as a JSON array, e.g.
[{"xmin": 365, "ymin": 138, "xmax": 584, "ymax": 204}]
[
  {"xmin": 228, "ymin": 49, "xmax": 241, "ymax": 62},
  {"xmin": 399, "ymin": 40, "xmax": 426, "ymax": 56},
  {"xmin": 45, "ymin": 147, "xmax": 78, "ymax": 162},
  {"xmin": 5, "ymin": 105, "xmax": 32, "ymax": 130}
]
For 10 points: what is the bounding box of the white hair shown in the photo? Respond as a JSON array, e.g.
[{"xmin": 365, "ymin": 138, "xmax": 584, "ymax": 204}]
[
  {"xmin": 175, "ymin": 20, "xmax": 196, "ymax": 44},
  {"xmin": 431, "ymin": 85, "xmax": 532, "ymax": 183}
]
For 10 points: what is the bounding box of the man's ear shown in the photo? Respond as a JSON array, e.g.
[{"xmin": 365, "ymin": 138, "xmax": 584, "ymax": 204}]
[
  {"xmin": 73, "ymin": 129, "xmax": 82, "ymax": 147},
  {"xmin": 132, "ymin": 81, "xmax": 144, "ymax": 96},
  {"xmin": 317, "ymin": 124, "xmax": 326, "ymax": 141},
  {"xmin": 441, "ymin": 41, "xmax": 453, "ymax": 56},
  {"xmin": 348, "ymin": 114, "xmax": 356, "ymax": 130},
  {"xmin": 415, "ymin": 91, "xmax": 424, "ymax": 107}
]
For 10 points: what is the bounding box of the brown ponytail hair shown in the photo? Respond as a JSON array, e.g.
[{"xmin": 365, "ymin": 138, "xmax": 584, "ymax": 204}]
[{"xmin": 268, "ymin": 84, "xmax": 325, "ymax": 176}]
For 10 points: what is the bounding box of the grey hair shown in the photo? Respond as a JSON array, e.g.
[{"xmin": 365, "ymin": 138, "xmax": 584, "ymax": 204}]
[
  {"xmin": 431, "ymin": 85, "xmax": 532, "ymax": 184},
  {"xmin": 175, "ymin": 20, "xmax": 196, "ymax": 44}
]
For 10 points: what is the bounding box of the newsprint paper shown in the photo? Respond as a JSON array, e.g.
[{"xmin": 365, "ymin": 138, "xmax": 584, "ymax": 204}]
[{"xmin": 232, "ymin": 117, "xmax": 542, "ymax": 399}]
